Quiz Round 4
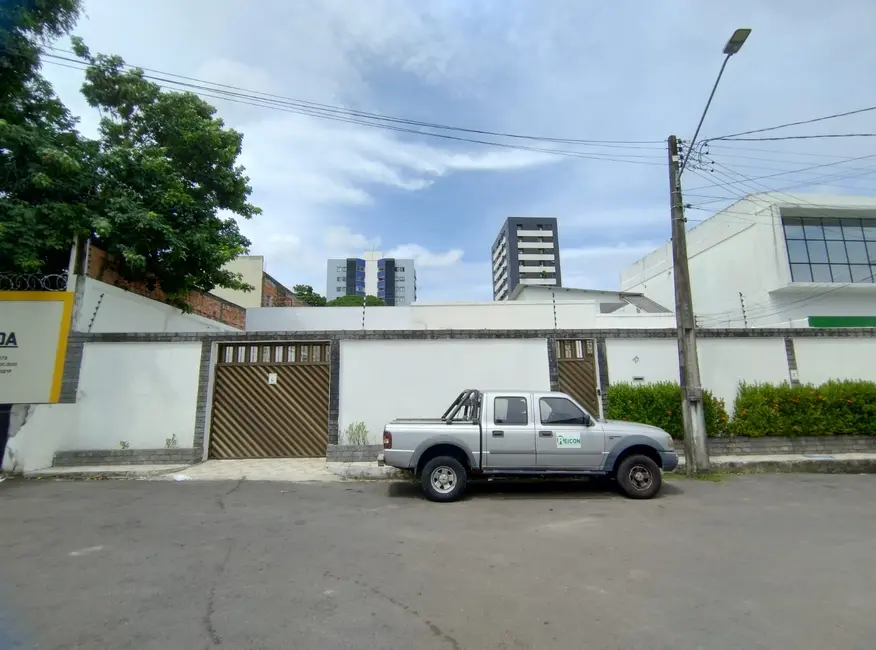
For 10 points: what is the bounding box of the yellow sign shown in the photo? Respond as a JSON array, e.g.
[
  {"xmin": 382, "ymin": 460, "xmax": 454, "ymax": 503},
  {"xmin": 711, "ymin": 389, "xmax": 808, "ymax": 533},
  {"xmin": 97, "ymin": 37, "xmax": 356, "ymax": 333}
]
[{"xmin": 0, "ymin": 291, "xmax": 74, "ymax": 403}]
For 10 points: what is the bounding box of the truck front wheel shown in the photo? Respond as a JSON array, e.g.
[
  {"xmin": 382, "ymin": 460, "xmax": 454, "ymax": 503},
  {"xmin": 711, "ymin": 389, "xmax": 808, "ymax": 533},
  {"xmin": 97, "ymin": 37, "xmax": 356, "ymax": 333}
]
[
  {"xmin": 421, "ymin": 456, "xmax": 468, "ymax": 502},
  {"xmin": 616, "ymin": 454, "xmax": 662, "ymax": 499}
]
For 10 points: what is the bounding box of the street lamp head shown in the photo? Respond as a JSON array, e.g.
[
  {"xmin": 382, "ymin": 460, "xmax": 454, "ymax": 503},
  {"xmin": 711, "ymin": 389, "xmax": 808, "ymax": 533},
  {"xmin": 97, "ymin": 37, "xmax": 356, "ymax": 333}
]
[{"xmin": 723, "ymin": 28, "xmax": 751, "ymax": 55}]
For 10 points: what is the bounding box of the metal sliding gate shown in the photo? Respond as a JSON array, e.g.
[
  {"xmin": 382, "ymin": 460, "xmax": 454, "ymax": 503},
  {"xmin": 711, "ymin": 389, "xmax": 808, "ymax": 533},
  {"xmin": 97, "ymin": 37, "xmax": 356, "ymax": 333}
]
[
  {"xmin": 209, "ymin": 342, "xmax": 330, "ymax": 458},
  {"xmin": 556, "ymin": 339, "xmax": 600, "ymax": 415}
]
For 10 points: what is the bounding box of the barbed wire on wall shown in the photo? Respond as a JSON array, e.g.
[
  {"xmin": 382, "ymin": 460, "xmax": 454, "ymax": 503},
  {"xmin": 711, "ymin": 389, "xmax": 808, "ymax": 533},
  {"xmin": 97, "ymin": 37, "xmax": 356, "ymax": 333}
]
[{"xmin": 0, "ymin": 272, "xmax": 69, "ymax": 292}]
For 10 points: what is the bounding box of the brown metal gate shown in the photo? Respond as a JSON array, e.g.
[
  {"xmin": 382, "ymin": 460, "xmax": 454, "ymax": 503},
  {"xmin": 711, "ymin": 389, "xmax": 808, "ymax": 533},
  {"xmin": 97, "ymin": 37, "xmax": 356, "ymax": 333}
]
[
  {"xmin": 209, "ymin": 342, "xmax": 330, "ymax": 458},
  {"xmin": 556, "ymin": 339, "xmax": 600, "ymax": 415}
]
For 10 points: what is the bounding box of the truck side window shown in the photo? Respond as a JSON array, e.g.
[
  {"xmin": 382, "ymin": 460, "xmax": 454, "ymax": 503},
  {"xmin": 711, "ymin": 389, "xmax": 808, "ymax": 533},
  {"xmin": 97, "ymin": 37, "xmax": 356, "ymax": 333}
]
[
  {"xmin": 539, "ymin": 398, "xmax": 586, "ymax": 426},
  {"xmin": 494, "ymin": 397, "xmax": 528, "ymax": 425}
]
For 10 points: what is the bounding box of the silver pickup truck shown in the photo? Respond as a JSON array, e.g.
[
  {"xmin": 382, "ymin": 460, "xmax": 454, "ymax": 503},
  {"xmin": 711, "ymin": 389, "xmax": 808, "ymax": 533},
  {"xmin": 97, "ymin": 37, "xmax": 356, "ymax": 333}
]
[{"xmin": 379, "ymin": 389, "xmax": 678, "ymax": 502}]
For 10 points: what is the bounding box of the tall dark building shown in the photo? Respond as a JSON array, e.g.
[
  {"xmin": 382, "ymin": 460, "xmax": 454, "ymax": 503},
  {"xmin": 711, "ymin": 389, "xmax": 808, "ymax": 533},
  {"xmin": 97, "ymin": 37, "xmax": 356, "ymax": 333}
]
[{"xmin": 491, "ymin": 217, "xmax": 562, "ymax": 300}]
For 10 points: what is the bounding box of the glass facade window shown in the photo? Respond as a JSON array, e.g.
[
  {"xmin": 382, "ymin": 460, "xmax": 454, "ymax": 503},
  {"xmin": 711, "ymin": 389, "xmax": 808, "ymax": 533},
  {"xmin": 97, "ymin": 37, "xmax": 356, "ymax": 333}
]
[{"xmin": 783, "ymin": 216, "xmax": 876, "ymax": 284}]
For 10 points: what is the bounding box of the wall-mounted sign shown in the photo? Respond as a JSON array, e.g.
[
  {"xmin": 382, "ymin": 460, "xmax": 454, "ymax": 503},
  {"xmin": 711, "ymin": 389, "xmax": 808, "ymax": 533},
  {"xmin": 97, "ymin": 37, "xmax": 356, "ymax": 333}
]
[{"xmin": 0, "ymin": 291, "xmax": 74, "ymax": 403}]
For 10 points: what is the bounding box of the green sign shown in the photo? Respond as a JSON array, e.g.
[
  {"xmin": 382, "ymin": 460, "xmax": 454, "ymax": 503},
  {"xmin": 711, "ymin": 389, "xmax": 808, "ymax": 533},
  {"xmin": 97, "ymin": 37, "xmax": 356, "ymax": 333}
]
[
  {"xmin": 556, "ymin": 433, "xmax": 581, "ymax": 448},
  {"xmin": 808, "ymin": 316, "xmax": 876, "ymax": 328}
]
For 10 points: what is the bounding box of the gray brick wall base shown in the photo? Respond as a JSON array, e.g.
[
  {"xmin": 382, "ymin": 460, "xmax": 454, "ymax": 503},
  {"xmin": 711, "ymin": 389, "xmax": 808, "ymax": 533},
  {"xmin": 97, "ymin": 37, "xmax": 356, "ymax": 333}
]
[
  {"xmin": 674, "ymin": 435, "xmax": 876, "ymax": 457},
  {"xmin": 53, "ymin": 448, "xmax": 200, "ymax": 467},
  {"xmin": 326, "ymin": 444, "xmax": 383, "ymax": 462}
]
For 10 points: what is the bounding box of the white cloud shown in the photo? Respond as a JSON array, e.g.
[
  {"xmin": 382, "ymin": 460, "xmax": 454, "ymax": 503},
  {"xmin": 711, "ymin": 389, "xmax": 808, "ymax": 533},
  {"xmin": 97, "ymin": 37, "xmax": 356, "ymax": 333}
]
[
  {"xmin": 561, "ymin": 242, "xmax": 662, "ymax": 291},
  {"xmin": 323, "ymin": 227, "xmax": 380, "ymax": 255},
  {"xmin": 386, "ymin": 244, "xmax": 464, "ymax": 268},
  {"xmin": 42, "ymin": 0, "xmax": 876, "ymax": 303}
]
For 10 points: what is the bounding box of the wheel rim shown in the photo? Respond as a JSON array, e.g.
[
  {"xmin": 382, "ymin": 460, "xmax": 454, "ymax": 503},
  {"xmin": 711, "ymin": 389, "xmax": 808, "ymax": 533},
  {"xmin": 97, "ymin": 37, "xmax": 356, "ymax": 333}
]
[
  {"xmin": 430, "ymin": 466, "xmax": 457, "ymax": 493},
  {"xmin": 628, "ymin": 464, "xmax": 653, "ymax": 491}
]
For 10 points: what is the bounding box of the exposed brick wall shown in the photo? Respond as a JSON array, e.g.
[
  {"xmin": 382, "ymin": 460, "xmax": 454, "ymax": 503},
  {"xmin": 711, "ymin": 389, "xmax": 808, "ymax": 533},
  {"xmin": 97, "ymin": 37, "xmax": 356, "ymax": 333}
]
[
  {"xmin": 86, "ymin": 244, "xmax": 245, "ymax": 329},
  {"xmin": 262, "ymin": 272, "xmax": 305, "ymax": 307}
]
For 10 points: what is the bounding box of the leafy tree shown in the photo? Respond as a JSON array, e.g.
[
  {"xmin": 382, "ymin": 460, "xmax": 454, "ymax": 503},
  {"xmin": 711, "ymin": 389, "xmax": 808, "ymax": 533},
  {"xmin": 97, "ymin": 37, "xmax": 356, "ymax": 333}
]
[
  {"xmin": 1, "ymin": 3, "xmax": 261, "ymax": 305},
  {"xmin": 292, "ymin": 284, "xmax": 326, "ymax": 306},
  {"xmin": 327, "ymin": 294, "xmax": 385, "ymax": 307},
  {"xmin": 71, "ymin": 39, "xmax": 259, "ymax": 302},
  {"xmin": 0, "ymin": 0, "xmax": 93, "ymax": 274}
]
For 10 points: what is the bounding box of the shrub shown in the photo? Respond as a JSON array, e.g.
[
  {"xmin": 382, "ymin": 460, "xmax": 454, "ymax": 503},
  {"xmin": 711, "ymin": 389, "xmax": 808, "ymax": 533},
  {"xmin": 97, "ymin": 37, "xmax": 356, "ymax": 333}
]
[
  {"xmin": 344, "ymin": 421, "xmax": 370, "ymax": 445},
  {"xmin": 730, "ymin": 380, "xmax": 876, "ymax": 437},
  {"xmin": 605, "ymin": 381, "xmax": 729, "ymax": 439}
]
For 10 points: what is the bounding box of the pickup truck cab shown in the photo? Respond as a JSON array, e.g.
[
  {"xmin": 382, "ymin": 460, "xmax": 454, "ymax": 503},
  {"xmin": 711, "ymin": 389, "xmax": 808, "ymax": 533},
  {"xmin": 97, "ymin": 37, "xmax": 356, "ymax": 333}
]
[{"xmin": 380, "ymin": 389, "xmax": 678, "ymax": 502}]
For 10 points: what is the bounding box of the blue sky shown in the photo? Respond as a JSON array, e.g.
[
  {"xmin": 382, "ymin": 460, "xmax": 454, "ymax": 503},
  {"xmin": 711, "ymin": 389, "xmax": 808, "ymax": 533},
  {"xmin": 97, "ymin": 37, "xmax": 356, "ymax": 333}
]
[{"xmin": 43, "ymin": 0, "xmax": 876, "ymax": 301}]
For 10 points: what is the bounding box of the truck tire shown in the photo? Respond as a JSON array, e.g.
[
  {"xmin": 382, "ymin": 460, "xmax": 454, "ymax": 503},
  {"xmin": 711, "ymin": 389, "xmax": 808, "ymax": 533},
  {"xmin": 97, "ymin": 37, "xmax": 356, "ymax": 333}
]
[
  {"xmin": 616, "ymin": 454, "xmax": 662, "ymax": 499},
  {"xmin": 421, "ymin": 456, "xmax": 468, "ymax": 502}
]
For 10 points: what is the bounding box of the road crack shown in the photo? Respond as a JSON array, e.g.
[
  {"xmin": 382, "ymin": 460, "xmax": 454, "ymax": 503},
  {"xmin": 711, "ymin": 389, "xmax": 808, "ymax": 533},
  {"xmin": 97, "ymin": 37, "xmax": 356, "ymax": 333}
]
[
  {"xmin": 324, "ymin": 570, "xmax": 461, "ymax": 649},
  {"xmin": 204, "ymin": 540, "xmax": 234, "ymax": 646},
  {"xmin": 215, "ymin": 478, "xmax": 245, "ymax": 512}
]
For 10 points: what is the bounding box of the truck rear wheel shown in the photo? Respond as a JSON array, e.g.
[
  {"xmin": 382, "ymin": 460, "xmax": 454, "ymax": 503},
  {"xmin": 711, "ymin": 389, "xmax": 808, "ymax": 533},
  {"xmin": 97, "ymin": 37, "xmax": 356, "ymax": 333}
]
[
  {"xmin": 616, "ymin": 454, "xmax": 662, "ymax": 499},
  {"xmin": 421, "ymin": 456, "xmax": 468, "ymax": 502}
]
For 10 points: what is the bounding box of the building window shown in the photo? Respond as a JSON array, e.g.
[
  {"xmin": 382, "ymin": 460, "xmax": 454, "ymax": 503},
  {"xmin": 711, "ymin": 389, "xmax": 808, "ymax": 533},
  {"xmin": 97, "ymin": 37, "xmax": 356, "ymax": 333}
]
[
  {"xmin": 336, "ymin": 286, "xmax": 344, "ymax": 292},
  {"xmin": 336, "ymin": 266, "xmax": 345, "ymax": 272},
  {"xmin": 784, "ymin": 216, "xmax": 876, "ymax": 283},
  {"xmin": 396, "ymin": 266, "xmax": 405, "ymax": 272},
  {"xmin": 337, "ymin": 276, "xmax": 345, "ymax": 281}
]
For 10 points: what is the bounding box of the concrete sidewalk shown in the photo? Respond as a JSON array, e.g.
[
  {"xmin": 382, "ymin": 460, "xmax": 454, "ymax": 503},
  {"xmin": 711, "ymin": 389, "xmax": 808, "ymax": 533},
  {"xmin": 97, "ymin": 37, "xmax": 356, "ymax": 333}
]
[{"xmin": 19, "ymin": 452, "xmax": 876, "ymax": 482}]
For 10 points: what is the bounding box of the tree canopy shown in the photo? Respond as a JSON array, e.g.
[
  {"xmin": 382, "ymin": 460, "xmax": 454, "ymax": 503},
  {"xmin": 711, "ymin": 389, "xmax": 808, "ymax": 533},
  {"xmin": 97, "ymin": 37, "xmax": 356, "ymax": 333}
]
[
  {"xmin": 1, "ymin": 1, "xmax": 261, "ymax": 305},
  {"xmin": 0, "ymin": 0, "xmax": 93, "ymax": 274},
  {"xmin": 292, "ymin": 284, "xmax": 327, "ymax": 306},
  {"xmin": 291, "ymin": 285, "xmax": 385, "ymax": 306},
  {"xmin": 326, "ymin": 294, "xmax": 385, "ymax": 307}
]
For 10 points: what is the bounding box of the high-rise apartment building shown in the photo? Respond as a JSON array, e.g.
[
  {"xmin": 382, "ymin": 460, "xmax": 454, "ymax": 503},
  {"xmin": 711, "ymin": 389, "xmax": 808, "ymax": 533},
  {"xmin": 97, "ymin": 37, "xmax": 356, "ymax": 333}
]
[
  {"xmin": 491, "ymin": 217, "xmax": 562, "ymax": 300},
  {"xmin": 325, "ymin": 251, "xmax": 417, "ymax": 306}
]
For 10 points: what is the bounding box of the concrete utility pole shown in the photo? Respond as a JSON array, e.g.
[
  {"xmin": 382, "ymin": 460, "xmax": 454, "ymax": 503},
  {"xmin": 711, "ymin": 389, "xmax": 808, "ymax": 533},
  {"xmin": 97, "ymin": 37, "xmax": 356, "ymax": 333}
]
[{"xmin": 668, "ymin": 135, "xmax": 710, "ymax": 474}]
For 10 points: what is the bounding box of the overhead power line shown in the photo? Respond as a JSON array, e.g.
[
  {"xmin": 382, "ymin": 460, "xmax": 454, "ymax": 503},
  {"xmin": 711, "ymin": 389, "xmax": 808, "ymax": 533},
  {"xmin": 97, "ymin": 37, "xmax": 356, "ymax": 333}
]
[
  {"xmin": 705, "ymin": 104, "xmax": 876, "ymax": 142},
  {"xmin": 39, "ymin": 47, "xmax": 664, "ymax": 149},
  {"xmin": 40, "ymin": 54, "xmax": 668, "ymax": 167},
  {"xmin": 721, "ymin": 133, "xmax": 876, "ymax": 142}
]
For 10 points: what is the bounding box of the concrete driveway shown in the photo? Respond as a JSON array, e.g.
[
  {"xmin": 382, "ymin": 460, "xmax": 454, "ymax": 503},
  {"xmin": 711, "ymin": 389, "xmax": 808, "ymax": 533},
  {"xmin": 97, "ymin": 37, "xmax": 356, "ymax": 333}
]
[{"xmin": 1, "ymin": 475, "xmax": 875, "ymax": 649}]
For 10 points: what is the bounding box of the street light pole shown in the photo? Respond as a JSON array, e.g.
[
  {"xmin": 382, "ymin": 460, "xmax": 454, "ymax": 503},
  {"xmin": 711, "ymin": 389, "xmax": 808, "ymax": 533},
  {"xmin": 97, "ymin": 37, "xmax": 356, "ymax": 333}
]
[
  {"xmin": 669, "ymin": 28, "xmax": 750, "ymax": 475},
  {"xmin": 680, "ymin": 29, "xmax": 751, "ymax": 175}
]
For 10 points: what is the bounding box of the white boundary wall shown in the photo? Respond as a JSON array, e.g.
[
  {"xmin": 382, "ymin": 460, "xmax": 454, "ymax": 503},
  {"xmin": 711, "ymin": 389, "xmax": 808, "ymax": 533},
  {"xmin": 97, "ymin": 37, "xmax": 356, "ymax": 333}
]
[
  {"xmin": 793, "ymin": 338, "xmax": 876, "ymax": 384},
  {"xmin": 607, "ymin": 337, "xmax": 792, "ymax": 412},
  {"xmin": 3, "ymin": 342, "xmax": 202, "ymax": 472},
  {"xmin": 338, "ymin": 339, "xmax": 551, "ymax": 444},
  {"xmin": 247, "ymin": 301, "xmax": 674, "ymax": 332}
]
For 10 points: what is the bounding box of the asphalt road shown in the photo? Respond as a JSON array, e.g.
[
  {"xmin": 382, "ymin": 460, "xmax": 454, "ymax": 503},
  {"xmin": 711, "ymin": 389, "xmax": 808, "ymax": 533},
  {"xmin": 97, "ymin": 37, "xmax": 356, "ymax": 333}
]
[{"xmin": 1, "ymin": 475, "xmax": 875, "ymax": 650}]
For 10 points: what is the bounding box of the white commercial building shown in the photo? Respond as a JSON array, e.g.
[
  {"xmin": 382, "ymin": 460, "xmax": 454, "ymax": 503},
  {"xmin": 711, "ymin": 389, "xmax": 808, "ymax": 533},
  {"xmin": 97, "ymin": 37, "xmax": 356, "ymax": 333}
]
[{"xmin": 622, "ymin": 192, "xmax": 876, "ymax": 328}]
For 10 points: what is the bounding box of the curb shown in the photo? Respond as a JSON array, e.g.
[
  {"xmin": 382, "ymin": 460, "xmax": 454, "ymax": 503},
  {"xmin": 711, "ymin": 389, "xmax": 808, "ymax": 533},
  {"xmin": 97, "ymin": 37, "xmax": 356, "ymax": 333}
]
[
  {"xmin": 707, "ymin": 458, "xmax": 876, "ymax": 474},
  {"xmin": 22, "ymin": 465, "xmax": 189, "ymax": 481}
]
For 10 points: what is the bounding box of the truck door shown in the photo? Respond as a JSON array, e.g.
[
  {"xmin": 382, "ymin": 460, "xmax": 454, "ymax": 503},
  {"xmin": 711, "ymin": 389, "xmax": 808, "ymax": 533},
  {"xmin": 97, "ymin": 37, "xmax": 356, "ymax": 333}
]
[
  {"xmin": 535, "ymin": 396, "xmax": 604, "ymax": 469},
  {"xmin": 485, "ymin": 393, "xmax": 536, "ymax": 468}
]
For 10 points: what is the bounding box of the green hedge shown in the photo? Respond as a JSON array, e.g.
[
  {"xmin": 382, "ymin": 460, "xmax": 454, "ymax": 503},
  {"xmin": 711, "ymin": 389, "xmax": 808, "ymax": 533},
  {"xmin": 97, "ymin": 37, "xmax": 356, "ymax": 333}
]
[
  {"xmin": 605, "ymin": 380, "xmax": 876, "ymax": 438},
  {"xmin": 605, "ymin": 381, "xmax": 729, "ymax": 439},
  {"xmin": 731, "ymin": 380, "xmax": 876, "ymax": 437}
]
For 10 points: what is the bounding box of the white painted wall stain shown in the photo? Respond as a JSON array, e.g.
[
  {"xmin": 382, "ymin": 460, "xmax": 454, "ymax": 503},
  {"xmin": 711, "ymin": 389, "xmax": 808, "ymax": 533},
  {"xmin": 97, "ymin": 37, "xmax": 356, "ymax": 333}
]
[
  {"xmin": 3, "ymin": 342, "xmax": 201, "ymax": 472},
  {"xmin": 606, "ymin": 337, "xmax": 792, "ymax": 414},
  {"xmin": 794, "ymin": 339, "xmax": 876, "ymax": 385},
  {"xmin": 338, "ymin": 339, "xmax": 551, "ymax": 444}
]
